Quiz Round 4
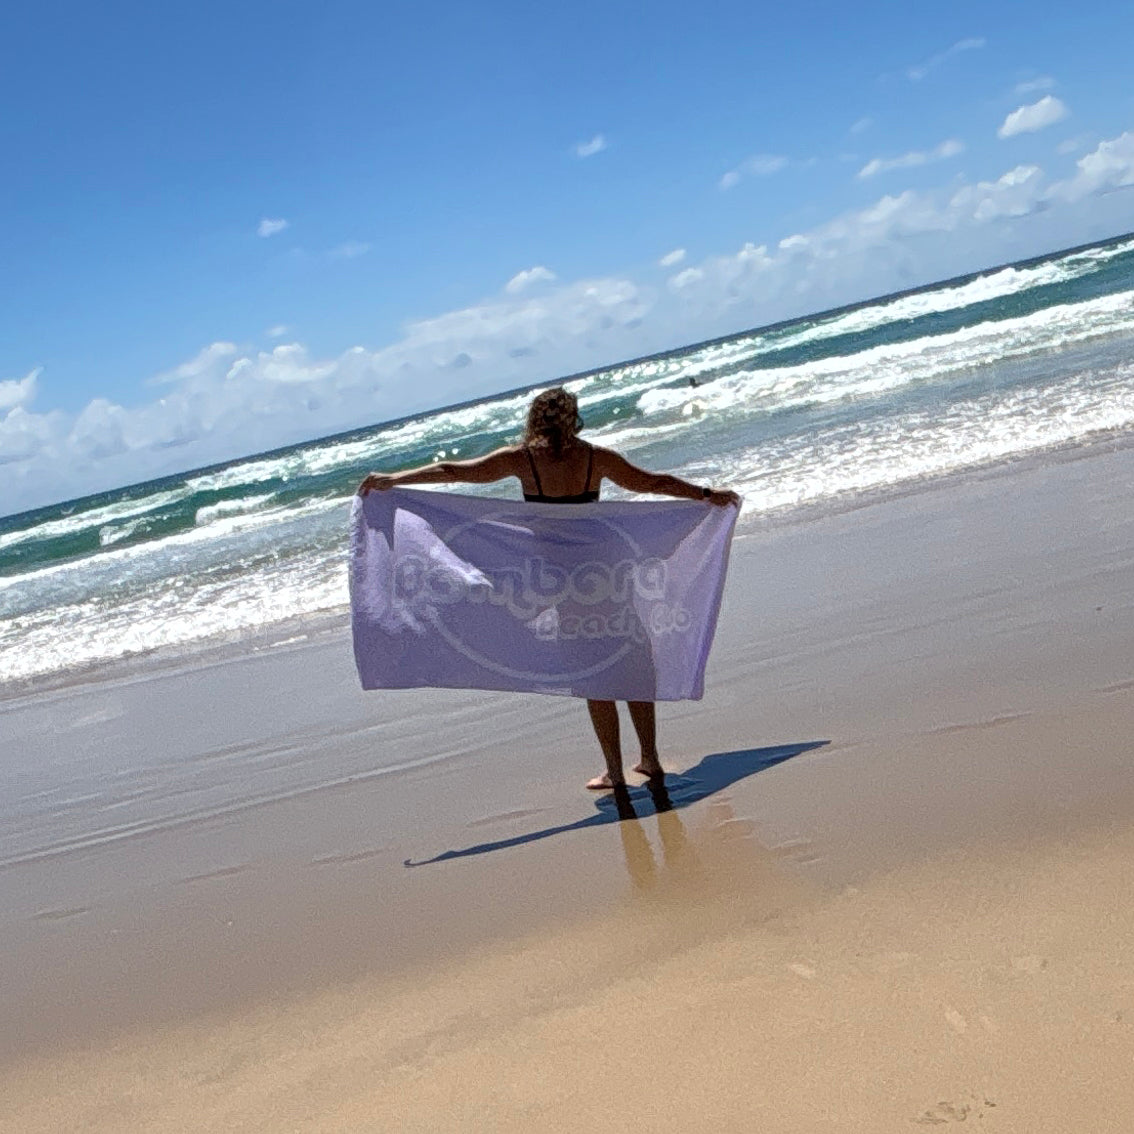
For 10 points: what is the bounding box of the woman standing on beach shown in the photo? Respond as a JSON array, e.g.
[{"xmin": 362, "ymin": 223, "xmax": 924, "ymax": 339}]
[{"xmin": 358, "ymin": 387, "xmax": 739, "ymax": 791}]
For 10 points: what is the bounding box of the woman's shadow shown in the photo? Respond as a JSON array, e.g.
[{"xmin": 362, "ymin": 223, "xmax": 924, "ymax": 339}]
[{"xmin": 405, "ymin": 741, "xmax": 828, "ymax": 866}]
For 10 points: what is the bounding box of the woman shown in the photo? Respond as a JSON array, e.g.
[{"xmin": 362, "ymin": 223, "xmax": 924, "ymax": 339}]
[{"xmin": 359, "ymin": 387, "xmax": 739, "ymax": 791}]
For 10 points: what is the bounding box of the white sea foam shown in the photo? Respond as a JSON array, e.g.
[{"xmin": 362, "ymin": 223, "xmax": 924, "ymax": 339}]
[
  {"xmin": 0, "ymin": 493, "xmax": 352, "ymax": 613},
  {"xmin": 99, "ymin": 517, "xmax": 154, "ymax": 548},
  {"xmin": 181, "ymin": 432, "xmax": 393, "ymax": 492},
  {"xmin": 671, "ymin": 243, "xmax": 1128, "ymax": 384},
  {"xmin": 0, "ymin": 487, "xmax": 191, "ymax": 553},
  {"xmin": 0, "ymin": 546, "xmax": 348, "ymax": 684},
  {"xmin": 194, "ymin": 493, "xmax": 277, "ymax": 526},
  {"xmin": 722, "ymin": 359, "xmax": 1134, "ymax": 516},
  {"xmin": 1063, "ymin": 235, "xmax": 1134, "ymax": 266},
  {"xmin": 774, "ymin": 259, "xmax": 1079, "ymax": 345},
  {"xmin": 638, "ymin": 289, "xmax": 1134, "ymax": 425}
]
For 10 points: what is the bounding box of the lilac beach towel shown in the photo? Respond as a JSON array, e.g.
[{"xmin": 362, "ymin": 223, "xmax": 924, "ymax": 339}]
[{"xmin": 350, "ymin": 488, "xmax": 737, "ymax": 701}]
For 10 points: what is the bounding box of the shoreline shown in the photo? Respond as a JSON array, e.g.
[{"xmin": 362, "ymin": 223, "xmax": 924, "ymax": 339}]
[
  {"xmin": 5, "ymin": 421, "xmax": 1134, "ymax": 703},
  {"xmin": 2, "ymin": 437, "xmax": 1133, "ymax": 1127}
]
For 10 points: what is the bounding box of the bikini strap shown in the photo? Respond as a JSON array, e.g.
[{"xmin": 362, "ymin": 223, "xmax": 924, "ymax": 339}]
[{"xmin": 525, "ymin": 446, "xmax": 544, "ymax": 497}]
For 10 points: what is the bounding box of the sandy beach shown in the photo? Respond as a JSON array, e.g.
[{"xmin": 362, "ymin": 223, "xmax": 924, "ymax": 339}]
[{"xmin": 3, "ymin": 439, "xmax": 1134, "ymax": 1132}]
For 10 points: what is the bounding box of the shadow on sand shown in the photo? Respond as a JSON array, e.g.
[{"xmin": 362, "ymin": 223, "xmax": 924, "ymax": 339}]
[{"xmin": 405, "ymin": 741, "xmax": 829, "ymax": 867}]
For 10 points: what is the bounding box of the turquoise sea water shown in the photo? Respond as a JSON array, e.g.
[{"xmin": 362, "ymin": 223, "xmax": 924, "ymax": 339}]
[{"xmin": 3, "ymin": 232, "xmax": 1134, "ymax": 691}]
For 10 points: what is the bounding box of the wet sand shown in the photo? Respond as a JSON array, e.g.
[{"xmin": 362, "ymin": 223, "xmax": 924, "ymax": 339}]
[{"xmin": 2, "ymin": 440, "xmax": 1133, "ymax": 1131}]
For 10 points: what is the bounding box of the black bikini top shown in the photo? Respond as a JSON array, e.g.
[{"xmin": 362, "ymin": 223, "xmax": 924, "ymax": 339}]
[{"xmin": 523, "ymin": 444, "xmax": 599, "ymax": 504}]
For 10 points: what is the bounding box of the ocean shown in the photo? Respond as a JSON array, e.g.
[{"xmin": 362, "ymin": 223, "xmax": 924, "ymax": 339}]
[{"xmin": 3, "ymin": 231, "xmax": 1134, "ymax": 694}]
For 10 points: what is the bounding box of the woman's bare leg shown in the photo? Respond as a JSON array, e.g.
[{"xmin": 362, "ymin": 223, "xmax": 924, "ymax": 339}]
[
  {"xmin": 627, "ymin": 701, "xmax": 664, "ymax": 778},
  {"xmin": 585, "ymin": 699, "xmax": 625, "ymax": 788}
]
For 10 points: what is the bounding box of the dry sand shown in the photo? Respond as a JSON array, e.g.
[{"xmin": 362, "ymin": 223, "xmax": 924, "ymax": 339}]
[{"xmin": 2, "ymin": 441, "xmax": 1133, "ymax": 1131}]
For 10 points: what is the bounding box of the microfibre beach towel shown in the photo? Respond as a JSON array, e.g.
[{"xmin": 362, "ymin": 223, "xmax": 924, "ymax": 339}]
[{"xmin": 350, "ymin": 487, "xmax": 738, "ymax": 701}]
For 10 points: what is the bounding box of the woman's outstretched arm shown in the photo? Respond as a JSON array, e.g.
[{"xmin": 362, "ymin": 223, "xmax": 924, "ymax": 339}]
[
  {"xmin": 358, "ymin": 447, "xmax": 521, "ymax": 494},
  {"xmin": 594, "ymin": 448, "xmax": 739, "ymax": 507}
]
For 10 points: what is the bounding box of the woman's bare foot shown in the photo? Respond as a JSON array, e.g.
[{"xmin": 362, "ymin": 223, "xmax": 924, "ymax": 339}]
[
  {"xmin": 632, "ymin": 757, "xmax": 664, "ymax": 779},
  {"xmin": 586, "ymin": 772, "xmax": 625, "ymax": 790}
]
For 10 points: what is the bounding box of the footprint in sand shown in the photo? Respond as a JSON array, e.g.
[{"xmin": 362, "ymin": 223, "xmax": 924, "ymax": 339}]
[
  {"xmin": 913, "ymin": 1097, "xmax": 996, "ymax": 1125},
  {"xmin": 1011, "ymin": 954, "xmax": 1048, "ymax": 974},
  {"xmin": 944, "ymin": 1007, "xmax": 968, "ymax": 1035},
  {"xmin": 913, "ymin": 1100, "xmax": 970, "ymax": 1124}
]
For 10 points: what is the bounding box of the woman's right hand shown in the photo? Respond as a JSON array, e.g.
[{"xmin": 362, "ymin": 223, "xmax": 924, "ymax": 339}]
[
  {"xmin": 358, "ymin": 472, "xmax": 396, "ymax": 495},
  {"xmin": 706, "ymin": 489, "xmax": 741, "ymax": 508}
]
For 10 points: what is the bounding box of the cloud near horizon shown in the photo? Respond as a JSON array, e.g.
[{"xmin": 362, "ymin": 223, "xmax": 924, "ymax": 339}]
[
  {"xmin": 0, "ymin": 369, "xmax": 39, "ymax": 414},
  {"xmin": 1057, "ymin": 130, "xmax": 1134, "ymax": 200},
  {"xmin": 4, "ymin": 129, "xmax": 1134, "ymax": 514},
  {"xmin": 505, "ymin": 265, "xmax": 557, "ymax": 294}
]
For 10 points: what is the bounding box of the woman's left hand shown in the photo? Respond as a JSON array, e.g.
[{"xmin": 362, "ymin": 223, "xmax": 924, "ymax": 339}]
[{"xmin": 358, "ymin": 473, "xmax": 396, "ymax": 495}]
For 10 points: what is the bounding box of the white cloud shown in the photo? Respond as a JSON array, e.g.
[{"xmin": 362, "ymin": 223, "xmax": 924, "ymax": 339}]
[
  {"xmin": 668, "ymin": 267, "xmax": 704, "ymax": 290},
  {"xmin": 719, "ymin": 154, "xmax": 788, "ymax": 190},
  {"xmin": 1054, "ymin": 131, "xmax": 1134, "ymax": 201},
  {"xmin": 266, "ymin": 324, "xmax": 290, "ymax": 339},
  {"xmin": 858, "ymin": 139, "xmax": 965, "ymax": 179},
  {"xmin": 330, "ymin": 241, "xmax": 371, "ymax": 259},
  {"xmin": 574, "ymin": 134, "xmax": 607, "ymax": 158},
  {"xmin": 905, "ymin": 37, "xmax": 985, "ymax": 82},
  {"xmin": 236, "ymin": 343, "xmax": 338, "ymax": 385},
  {"xmin": 950, "ymin": 165, "xmax": 1046, "ymax": 222},
  {"xmin": 659, "ymin": 248, "xmax": 686, "ymax": 267},
  {"xmin": 1015, "ymin": 76, "xmax": 1055, "ymax": 95},
  {"xmin": 505, "ymin": 265, "xmax": 557, "ymax": 294},
  {"xmin": 69, "ymin": 398, "xmax": 130, "ymax": 461},
  {"xmin": 998, "ymin": 96, "xmax": 1069, "ymax": 138},
  {"xmin": 0, "ymin": 405, "xmax": 64, "ymax": 469},
  {"xmin": 150, "ymin": 342, "xmax": 239, "ymax": 385},
  {"xmin": 0, "ymin": 368, "xmax": 39, "ymax": 414},
  {"xmin": 257, "ymin": 217, "xmax": 289, "ymax": 238},
  {"xmin": 850, "ymin": 117, "xmax": 873, "ymax": 135}
]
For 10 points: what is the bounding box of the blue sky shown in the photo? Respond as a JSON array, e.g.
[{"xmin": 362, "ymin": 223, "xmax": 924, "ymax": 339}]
[{"xmin": 3, "ymin": 0, "xmax": 1134, "ymax": 513}]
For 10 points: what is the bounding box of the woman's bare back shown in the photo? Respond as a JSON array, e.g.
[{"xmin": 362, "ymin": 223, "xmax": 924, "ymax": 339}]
[{"xmin": 517, "ymin": 440, "xmax": 597, "ymax": 500}]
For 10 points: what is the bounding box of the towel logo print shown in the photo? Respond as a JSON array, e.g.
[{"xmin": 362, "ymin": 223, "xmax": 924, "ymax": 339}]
[{"xmin": 391, "ymin": 514, "xmax": 691, "ymax": 682}]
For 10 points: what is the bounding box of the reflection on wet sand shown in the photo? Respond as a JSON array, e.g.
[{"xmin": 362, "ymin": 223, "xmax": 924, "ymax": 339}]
[
  {"xmin": 610, "ymin": 778, "xmax": 788, "ymax": 908},
  {"xmin": 611, "ymin": 781, "xmax": 690, "ymax": 893}
]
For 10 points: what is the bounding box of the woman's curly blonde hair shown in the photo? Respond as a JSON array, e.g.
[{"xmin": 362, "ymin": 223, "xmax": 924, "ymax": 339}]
[{"xmin": 524, "ymin": 387, "xmax": 583, "ymax": 456}]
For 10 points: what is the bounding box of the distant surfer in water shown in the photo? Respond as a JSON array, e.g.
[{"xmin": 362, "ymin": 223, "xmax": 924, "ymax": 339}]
[{"xmin": 359, "ymin": 387, "xmax": 739, "ymax": 790}]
